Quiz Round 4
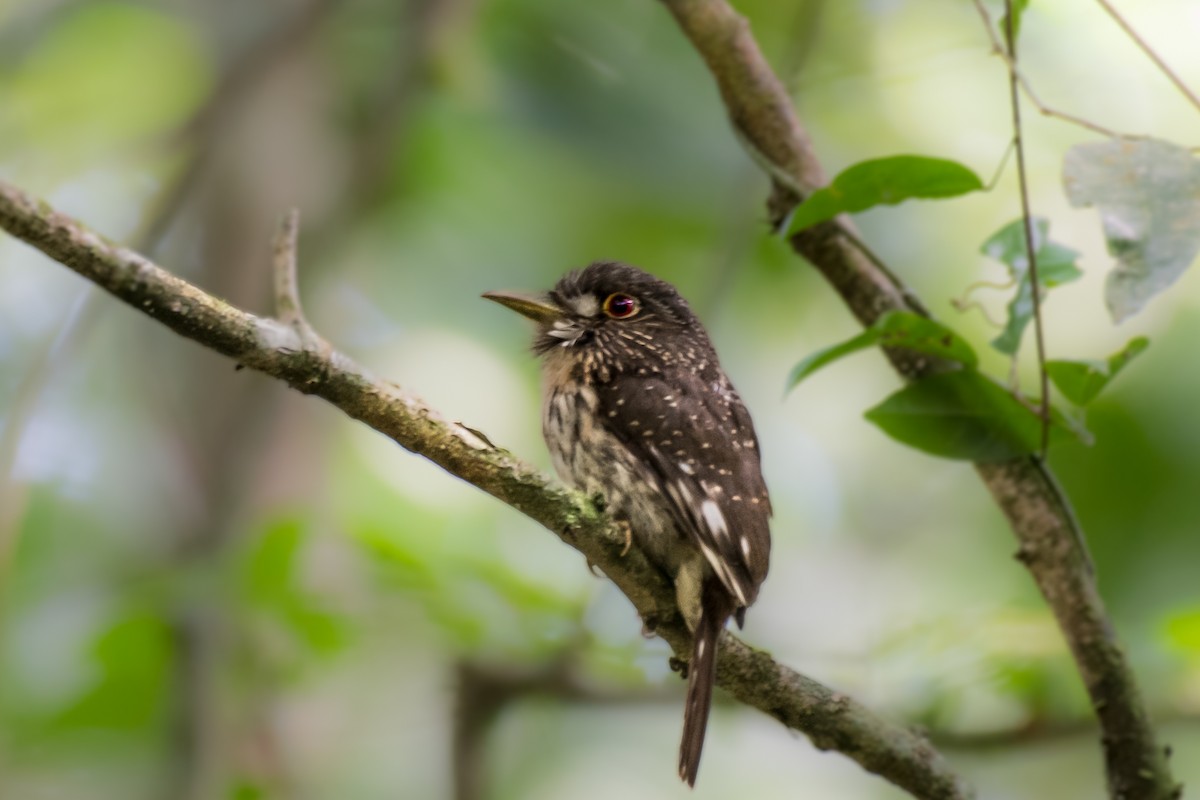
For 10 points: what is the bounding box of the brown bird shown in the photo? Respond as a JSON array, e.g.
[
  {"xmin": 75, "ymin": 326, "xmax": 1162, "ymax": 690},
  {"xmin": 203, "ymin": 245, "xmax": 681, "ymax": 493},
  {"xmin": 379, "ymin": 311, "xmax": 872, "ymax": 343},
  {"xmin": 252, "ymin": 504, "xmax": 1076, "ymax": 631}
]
[{"xmin": 484, "ymin": 261, "xmax": 771, "ymax": 786}]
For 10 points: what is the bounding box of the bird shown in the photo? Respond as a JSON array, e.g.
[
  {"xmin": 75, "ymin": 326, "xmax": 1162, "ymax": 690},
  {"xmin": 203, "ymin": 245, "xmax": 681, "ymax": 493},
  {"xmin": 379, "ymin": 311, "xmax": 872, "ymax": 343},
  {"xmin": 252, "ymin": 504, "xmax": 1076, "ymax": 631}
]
[{"xmin": 484, "ymin": 261, "xmax": 771, "ymax": 786}]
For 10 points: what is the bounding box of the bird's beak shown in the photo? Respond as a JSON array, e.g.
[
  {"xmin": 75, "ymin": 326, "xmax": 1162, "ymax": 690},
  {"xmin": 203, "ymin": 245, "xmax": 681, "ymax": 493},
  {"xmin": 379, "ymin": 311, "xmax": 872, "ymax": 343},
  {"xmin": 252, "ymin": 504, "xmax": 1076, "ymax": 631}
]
[{"xmin": 482, "ymin": 290, "xmax": 565, "ymax": 325}]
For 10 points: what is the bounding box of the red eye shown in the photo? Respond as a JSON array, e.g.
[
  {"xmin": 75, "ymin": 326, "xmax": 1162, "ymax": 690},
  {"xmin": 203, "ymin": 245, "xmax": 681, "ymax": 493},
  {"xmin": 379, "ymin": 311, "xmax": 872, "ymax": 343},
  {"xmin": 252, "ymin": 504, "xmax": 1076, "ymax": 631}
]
[{"xmin": 603, "ymin": 293, "xmax": 638, "ymax": 319}]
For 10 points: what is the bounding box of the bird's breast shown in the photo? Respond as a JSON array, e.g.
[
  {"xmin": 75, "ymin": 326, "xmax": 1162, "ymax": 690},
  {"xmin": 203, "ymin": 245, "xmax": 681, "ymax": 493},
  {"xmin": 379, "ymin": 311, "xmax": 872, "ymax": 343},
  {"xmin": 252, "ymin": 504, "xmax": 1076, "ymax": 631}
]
[{"xmin": 542, "ymin": 380, "xmax": 683, "ymax": 568}]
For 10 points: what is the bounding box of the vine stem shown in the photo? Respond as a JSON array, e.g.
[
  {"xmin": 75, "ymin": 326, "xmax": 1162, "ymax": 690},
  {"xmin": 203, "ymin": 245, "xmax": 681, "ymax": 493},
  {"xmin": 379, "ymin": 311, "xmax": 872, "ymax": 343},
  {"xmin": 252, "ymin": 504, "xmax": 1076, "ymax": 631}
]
[{"xmin": 1003, "ymin": 0, "xmax": 1050, "ymax": 455}]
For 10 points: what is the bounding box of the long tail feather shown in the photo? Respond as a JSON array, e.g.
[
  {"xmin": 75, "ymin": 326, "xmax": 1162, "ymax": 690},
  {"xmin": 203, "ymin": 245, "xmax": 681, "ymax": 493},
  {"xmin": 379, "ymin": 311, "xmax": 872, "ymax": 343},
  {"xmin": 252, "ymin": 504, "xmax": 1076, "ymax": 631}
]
[{"xmin": 678, "ymin": 586, "xmax": 734, "ymax": 787}]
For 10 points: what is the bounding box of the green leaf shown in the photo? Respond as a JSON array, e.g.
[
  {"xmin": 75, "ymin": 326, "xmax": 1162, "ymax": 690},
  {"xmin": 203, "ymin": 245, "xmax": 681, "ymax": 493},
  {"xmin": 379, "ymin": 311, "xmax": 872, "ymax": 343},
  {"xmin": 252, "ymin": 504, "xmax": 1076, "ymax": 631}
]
[
  {"xmin": 788, "ymin": 156, "xmax": 984, "ymax": 233},
  {"xmin": 982, "ymin": 218, "xmax": 1082, "ymax": 355},
  {"xmin": 239, "ymin": 518, "xmax": 351, "ymax": 660},
  {"xmin": 1046, "ymin": 336, "xmax": 1149, "ymax": 406},
  {"xmin": 864, "ymin": 371, "xmax": 1072, "ymax": 462},
  {"xmin": 1164, "ymin": 609, "xmax": 1200, "ymax": 654},
  {"xmin": 231, "ymin": 782, "xmax": 268, "ymax": 800},
  {"xmin": 243, "ymin": 518, "xmax": 306, "ymax": 604},
  {"xmin": 787, "ymin": 329, "xmax": 879, "ymax": 390},
  {"xmin": 6, "ymin": 3, "xmax": 210, "ymax": 156},
  {"xmin": 285, "ymin": 605, "xmax": 349, "ymax": 655},
  {"xmin": 787, "ymin": 311, "xmax": 977, "ymax": 391},
  {"xmin": 874, "ymin": 312, "xmax": 979, "ymax": 368},
  {"xmin": 1063, "ymin": 138, "xmax": 1200, "ymax": 322},
  {"xmin": 55, "ymin": 610, "xmax": 170, "ymax": 732}
]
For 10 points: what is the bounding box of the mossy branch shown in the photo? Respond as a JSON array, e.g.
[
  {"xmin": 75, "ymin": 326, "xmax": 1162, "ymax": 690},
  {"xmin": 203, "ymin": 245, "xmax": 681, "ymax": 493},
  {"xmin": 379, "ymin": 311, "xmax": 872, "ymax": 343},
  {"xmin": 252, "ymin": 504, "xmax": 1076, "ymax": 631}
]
[{"xmin": 0, "ymin": 180, "xmax": 972, "ymax": 800}]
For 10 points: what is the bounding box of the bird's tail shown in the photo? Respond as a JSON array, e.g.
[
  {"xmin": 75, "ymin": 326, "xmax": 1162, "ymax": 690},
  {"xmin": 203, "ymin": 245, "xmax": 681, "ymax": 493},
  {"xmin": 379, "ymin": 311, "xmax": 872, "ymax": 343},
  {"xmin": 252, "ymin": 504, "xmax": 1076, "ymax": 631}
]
[{"xmin": 678, "ymin": 587, "xmax": 734, "ymax": 787}]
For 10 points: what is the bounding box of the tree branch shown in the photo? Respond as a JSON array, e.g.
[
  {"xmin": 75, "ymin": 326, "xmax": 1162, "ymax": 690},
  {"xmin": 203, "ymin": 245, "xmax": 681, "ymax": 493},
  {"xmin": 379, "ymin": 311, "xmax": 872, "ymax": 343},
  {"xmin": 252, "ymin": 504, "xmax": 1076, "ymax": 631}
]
[
  {"xmin": 655, "ymin": 1, "xmax": 1179, "ymax": 798},
  {"xmin": 272, "ymin": 208, "xmax": 306, "ymax": 327},
  {"xmin": 0, "ymin": 181, "xmax": 971, "ymax": 800}
]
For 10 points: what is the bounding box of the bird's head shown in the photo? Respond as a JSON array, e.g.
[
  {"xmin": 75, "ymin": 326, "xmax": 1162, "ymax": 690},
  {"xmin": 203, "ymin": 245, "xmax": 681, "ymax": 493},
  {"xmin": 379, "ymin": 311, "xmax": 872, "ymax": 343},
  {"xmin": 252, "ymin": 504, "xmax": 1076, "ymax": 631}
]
[{"xmin": 484, "ymin": 261, "xmax": 711, "ymax": 370}]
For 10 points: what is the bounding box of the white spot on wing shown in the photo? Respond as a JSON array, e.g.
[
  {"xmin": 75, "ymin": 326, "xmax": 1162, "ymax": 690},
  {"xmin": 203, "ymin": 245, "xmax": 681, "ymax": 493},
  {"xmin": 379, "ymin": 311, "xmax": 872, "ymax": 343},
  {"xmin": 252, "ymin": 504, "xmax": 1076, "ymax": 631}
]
[
  {"xmin": 740, "ymin": 535, "xmax": 751, "ymax": 560},
  {"xmin": 671, "ymin": 480, "xmax": 695, "ymax": 506},
  {"xmin": 696, "ymin": 500, "xmax": 749, "ymax": 606},
  {"xmin": 699, "ymin": 540, "xmax": 748, "ymax": 607},
  {"xmin": 701, "ymin": 499, "xmax": 727, "ymax": 541}
]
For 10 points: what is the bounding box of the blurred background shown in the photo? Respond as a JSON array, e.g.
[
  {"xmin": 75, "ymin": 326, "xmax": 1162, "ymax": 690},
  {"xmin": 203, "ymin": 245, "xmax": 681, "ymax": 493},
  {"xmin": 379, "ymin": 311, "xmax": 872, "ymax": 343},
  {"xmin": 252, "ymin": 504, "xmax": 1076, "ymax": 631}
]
[{"xmin": 1, "ymin": 0, "xmax": 1199, "ymax": 797}]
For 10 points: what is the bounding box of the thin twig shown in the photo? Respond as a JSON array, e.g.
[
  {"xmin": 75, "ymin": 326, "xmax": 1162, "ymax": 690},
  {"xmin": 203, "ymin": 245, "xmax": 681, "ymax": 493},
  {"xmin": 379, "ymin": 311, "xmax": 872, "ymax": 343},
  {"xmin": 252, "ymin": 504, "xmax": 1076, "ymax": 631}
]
[
  {"xmin": 272, "ymin": 208, "xmax": 305, "ymax": 327},
  {"xmin": 984, "ymin": 139, "xmax": 1017, "ymax": 191},
  {"xmin": 1095, "ymin": 0, "xmax": 1200, "ymax": 116},
  {"xmin": 932, "ymin": 713, "xmax": 1200, "ymax": 752},
  {"xmin": 0, "ymin": 181, "xmax": 975, "ymax": 800},
  {"xmin": 1003, "ymin": 0, "xmax": 1050, "ymax": 456},
  {"xmin": 970, "ymin": 0, "xmax": 1147, "ymax": 141}
]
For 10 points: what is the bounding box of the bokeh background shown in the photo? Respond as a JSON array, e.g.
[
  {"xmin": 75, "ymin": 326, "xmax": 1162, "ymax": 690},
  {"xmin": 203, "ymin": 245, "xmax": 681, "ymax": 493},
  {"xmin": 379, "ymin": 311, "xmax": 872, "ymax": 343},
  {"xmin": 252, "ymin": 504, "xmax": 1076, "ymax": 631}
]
[{"xmin": 1, "ymin": 0, "xmax": 1199, "ymax": 798}]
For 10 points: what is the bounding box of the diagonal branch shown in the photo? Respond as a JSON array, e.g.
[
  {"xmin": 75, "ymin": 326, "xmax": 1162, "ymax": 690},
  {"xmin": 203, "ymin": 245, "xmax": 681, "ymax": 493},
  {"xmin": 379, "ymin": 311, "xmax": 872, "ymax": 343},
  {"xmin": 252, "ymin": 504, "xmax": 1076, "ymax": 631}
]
[
  {"xmin": 0, "ymin": 181, "xmax": 972, "ymax": 800},
  {"xmin": 1094, "ymin": 0, "xmax": 1200, "ymax": 116},
  {"xmin": 655, "ymin": 1, "xmax": 1179, "ymax": 798}
]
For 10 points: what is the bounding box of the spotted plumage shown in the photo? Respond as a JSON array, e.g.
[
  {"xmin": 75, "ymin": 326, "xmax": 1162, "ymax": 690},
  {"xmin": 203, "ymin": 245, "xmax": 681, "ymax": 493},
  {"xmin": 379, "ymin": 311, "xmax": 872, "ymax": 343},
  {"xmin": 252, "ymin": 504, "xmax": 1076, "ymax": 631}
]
[{"xmin": 484, "ymin": 261, "xmax": 771, "ymax": 787}]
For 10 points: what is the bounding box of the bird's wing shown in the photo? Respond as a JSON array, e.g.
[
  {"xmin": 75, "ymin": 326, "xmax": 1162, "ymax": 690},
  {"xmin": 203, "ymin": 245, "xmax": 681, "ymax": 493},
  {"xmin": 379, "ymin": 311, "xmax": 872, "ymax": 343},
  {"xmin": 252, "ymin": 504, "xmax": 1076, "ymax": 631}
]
[{"xmin": 595, "ymin": 370, "xmax": 771, "ymax": 607}]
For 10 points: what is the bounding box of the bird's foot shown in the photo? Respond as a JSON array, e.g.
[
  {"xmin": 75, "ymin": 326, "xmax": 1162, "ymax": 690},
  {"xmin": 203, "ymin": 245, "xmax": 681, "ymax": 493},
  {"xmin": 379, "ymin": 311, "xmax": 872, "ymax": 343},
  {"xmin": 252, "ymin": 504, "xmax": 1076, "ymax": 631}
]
[{"xmin": 669, "ymin": 655, "xmax": 689, "ymax": 679}]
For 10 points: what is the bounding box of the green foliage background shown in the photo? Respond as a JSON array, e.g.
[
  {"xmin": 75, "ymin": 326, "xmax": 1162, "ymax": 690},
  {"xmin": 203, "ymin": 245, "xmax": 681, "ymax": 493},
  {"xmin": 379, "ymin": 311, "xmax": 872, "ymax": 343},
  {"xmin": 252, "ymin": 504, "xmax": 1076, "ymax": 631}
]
[{"xmin": 1, "ymin": 0, "xmax": 1198, "ymax": 797}]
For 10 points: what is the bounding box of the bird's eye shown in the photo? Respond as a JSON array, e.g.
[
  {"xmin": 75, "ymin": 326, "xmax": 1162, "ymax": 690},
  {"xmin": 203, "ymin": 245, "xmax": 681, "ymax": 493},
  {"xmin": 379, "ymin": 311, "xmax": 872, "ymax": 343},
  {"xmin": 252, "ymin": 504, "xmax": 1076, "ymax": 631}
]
[{"xmin": 603, "ymin": 293, "xmax": 638, "ymax": 319}]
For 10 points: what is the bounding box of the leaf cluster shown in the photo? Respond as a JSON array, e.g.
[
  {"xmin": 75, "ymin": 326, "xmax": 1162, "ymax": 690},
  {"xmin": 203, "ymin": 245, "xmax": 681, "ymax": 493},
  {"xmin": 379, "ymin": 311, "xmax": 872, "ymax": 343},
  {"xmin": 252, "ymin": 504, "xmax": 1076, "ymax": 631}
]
[{"xmin": 785, "ymin": 141, "xmax": 1192, "ymax": 462}]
